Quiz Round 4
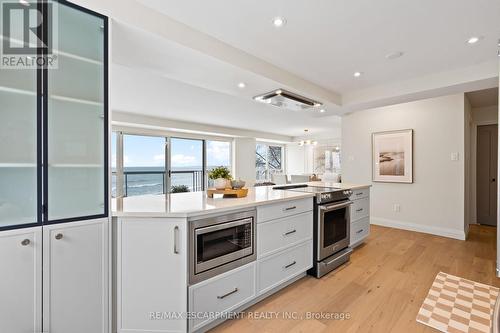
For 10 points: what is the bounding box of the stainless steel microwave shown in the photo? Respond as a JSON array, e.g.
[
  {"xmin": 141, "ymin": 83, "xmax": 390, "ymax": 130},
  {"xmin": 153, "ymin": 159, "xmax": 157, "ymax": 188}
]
[{"xmin": 189, "ymin": 210, "xmax": 256, "ymax": 284}]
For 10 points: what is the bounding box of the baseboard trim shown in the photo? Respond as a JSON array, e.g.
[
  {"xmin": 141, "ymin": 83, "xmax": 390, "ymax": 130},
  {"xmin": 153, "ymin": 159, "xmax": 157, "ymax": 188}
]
[{"xmin": 371, "ymin": 217, "xmax": 466, "ymax": 240}]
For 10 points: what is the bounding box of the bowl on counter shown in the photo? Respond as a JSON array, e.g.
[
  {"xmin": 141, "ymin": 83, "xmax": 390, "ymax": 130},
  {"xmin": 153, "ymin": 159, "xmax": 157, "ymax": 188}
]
[{"xmin": 231, "ymin": 179, "xmax": 246, "ymax": 189}]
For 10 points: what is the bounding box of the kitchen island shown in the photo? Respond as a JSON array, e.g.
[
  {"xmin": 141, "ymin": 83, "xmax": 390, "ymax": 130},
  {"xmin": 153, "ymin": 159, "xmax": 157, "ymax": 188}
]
[{"xmin": 112, "ymin": 183, "xmax": 370, "ymax": 333}]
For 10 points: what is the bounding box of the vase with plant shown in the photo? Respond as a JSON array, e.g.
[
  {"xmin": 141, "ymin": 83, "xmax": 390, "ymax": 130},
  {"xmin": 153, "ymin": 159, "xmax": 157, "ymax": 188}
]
[{"xmin": 208, "ymin": 166, "xmax": 232, "ymax": 190}]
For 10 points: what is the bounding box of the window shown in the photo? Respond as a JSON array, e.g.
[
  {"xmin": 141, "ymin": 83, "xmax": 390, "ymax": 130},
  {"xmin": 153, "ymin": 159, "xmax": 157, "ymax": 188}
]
[
  {"xmin": 206, "ymin": 140, "xmax": 232, "ymax": 171},
  {"xmin": 112, "ymin": 131, "xmax": 233, "ymax": 197},
  {"xmin": 123, "ymin": 134, "xmax": 166, "ymax": 197},
  {"xmin": 256, "ymin": 143, "xmax": 284, "ymax": 181},
  {"xmin": 170, "ymin": 138, "xmax": 203, "ymax": 192}
]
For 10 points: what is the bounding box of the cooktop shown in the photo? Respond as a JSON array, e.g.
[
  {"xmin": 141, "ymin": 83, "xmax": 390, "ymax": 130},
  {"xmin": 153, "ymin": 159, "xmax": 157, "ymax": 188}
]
[{"xmin": 273, "ymin": 184, "xmax": 351, "ymax": 204}]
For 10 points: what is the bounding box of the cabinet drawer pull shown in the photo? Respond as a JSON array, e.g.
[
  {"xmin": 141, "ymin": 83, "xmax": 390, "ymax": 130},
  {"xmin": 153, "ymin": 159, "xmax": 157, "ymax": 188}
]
[
  {"xmin": 356, "ymin": 192, "xmax": 363, "ymax": 196},
  {"xmin": 284, "ymin": 261, "xmax": 297, "ymax": 269},
  {"xmin": 284, "ymin": 206, "xmax": 297, "ymax": 211},
  {"xmin": 284, "ymin": 229, "xmax": 297, "ymax": 236},
  {"xmin": 356, "ymin": 229, "xmax": 364, "ymax": 234},
  {"xmin": 217, "ymin": 288, "xmax": 238, "ymax": 299},
  {"xmin": 21, "ymin": 239, "xmax": 30, "ymax": 246},
  {"xmin": 55, "ymin": 233, "xmax": 63, "ymax": 240},
  {"xmin": 356, "ymin": 208, "xmax": 363, "ymax": 212},
  {"xmin": 174, "ymin": 226, "xmax": 179, "ymax": 254}
]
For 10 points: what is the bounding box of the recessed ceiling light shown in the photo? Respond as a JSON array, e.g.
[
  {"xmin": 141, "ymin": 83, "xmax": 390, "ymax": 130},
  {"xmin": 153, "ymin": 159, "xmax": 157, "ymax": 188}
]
[
  {"xmin": 237, "ymin": 82, "xmax": 246, "ymax": 89},
  {"xmin": 19, "ymin": 0, "xmax": 30, "ymax": 5},
  {"xmin": 467, "ymin": 36, "xmax": 482, "ymax": 44},
  {"xmin": 272, "ymin": 17, "xmax": 286, "ymax": 27},
  {"xmin": 353, "ymin": 72, "xmax": 362, "ymax": 78},
  {"xmin": 319, "ymin": 109, "xmax": 326, "ymax": 113},
  {"xmin": 385, "ymin": 51, "xmax": 404, "ymax": 60}
]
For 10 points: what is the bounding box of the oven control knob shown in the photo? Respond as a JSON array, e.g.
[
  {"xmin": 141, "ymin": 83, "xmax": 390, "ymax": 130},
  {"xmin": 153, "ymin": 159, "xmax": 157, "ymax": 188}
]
[{"xmin": 321, "ymin": 193, "xmax": 331, "ymax": 200}]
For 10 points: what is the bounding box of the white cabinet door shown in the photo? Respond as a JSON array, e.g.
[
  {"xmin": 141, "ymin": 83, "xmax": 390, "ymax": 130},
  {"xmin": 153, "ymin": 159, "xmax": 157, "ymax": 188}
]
[
  {"xmin": 43, "ymin": 218, "xmax": 109, "ymax": 333},
  {"xmin": 117, "ymin": 218, "xmax": 188, "ymax": 333},
  {"xmin": 0, "ymin": 227, "xmax": 42, "ymax": 333}
]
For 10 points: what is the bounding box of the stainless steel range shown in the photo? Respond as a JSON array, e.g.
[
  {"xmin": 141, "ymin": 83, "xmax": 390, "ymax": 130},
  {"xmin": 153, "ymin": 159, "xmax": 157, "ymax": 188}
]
[{"xmin": 273, "ymin": 184, "xmax": 353, "ymax": 278}]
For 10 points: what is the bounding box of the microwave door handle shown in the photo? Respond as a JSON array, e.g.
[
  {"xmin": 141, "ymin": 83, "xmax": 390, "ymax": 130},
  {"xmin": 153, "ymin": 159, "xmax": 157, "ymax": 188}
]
[
  {"xmin": 195, "ymin": 217, "xmax": 253, "ymax": 235},
  {"xmin": 321, "ymin": 201, "xmax": 352, "ymax": 211}
]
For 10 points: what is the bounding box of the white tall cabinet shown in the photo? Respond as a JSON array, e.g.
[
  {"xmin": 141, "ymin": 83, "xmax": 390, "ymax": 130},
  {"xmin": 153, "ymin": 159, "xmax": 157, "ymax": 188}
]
[{"xmin": 0, "ymin": 0, "xmax": 109, "ymax": 331}]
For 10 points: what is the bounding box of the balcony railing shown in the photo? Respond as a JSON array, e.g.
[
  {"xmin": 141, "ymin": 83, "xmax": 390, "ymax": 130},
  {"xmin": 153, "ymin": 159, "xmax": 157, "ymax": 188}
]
[
  {"xmin": 170, "ymin": 170, "xmax": 204, "ymax": 194},
  {"xmin": 112, "ymin": 170, "xmax": 204, "ymax": 197}
]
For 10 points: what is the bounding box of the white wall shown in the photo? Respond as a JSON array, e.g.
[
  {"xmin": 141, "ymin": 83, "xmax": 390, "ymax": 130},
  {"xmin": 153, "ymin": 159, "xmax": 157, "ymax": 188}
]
[
  {"xmin": 285, "ymin": 145, "xmax": 306, "ymax": 175},
  {"xmin": 342, "ymin": 94, "xmax": 466, "ymax": 240},
  {"xmin": 234, "ymin": 138, "xmax": 257, "ymax": 186}
]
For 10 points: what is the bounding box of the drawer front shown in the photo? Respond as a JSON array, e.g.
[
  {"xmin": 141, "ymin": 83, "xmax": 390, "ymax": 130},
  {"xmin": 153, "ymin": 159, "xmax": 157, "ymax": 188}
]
[
  {"xmin": 257, "ymin": 241, "xmax": 312, "ymax": 295},
  {"xmin": 258, "ymin": 212, "xmax": 313, "ymax": 258},
  {"xmin": 189, "ymin": 263, "xmax": 256, "ymax": 331},
  {"xmin": 350, "ymin": 188, "xmax": 370, "ymax": 201},
  {"xmin": 350, "ymin": 217, "xmax": 370, "ymax": 247},
  {"xmin": 257, "ymin": 198, "xmax": 313, "ymax": 223},
  {"xmin": 351, "ymin": 197, "xmax": 369, "ymax": 222}
]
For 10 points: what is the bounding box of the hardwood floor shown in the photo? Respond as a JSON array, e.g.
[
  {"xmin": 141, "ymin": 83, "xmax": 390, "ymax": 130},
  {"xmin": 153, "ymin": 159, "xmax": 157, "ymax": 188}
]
[{"xmin": 211, "ymin": 224, "xmax": 500, "ymax": 333}]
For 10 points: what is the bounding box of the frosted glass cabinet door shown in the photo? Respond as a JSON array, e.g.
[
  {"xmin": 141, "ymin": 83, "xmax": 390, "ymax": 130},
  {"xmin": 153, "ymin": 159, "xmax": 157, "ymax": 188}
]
[
  {"xmin": 46, "ymin": 1, "xmax": 107, "ymax": 221},
  {"xmin": 0, "ymin": 26, "xmax": 38, "ymax": 228}
]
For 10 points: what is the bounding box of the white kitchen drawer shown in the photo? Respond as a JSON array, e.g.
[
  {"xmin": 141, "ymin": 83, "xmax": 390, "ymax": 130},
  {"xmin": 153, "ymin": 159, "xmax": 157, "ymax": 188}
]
[
  {"xmin": 257, "ymin": 198, "xmax": 313, "ymax": 223},
  {"xmin": 350, "ymin": 188, "xmax": 370, "ymax": 201},
  {"xmin": 350, "ymin": 217, "xmax": 370, "ymax": 247},
  {"xmin": 257, "ymin": 241, "xmax": 312, "ymax": 295},
  {"xmin": 351, "ymin": 197, "xmax": 369, "ymax": 222},
  {"xmin": 189, "ymin": 263, "xmax": 256, "ymax": 331},
  {"xmin": 258, "ymin": 212, "xmax": 313, "ymax": 258}
]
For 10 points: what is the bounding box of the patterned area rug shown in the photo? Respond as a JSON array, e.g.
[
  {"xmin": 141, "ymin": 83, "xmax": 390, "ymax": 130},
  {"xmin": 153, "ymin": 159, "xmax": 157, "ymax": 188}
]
[{"xmin": 417, "ymin": 272, "xmax": 499, "ymax": 333}]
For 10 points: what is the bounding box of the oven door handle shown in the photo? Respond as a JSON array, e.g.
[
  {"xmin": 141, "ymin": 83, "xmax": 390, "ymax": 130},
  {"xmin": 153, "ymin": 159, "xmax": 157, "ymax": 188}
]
[{"xmin": 320, "ymin": 201, "xmax": 352, "ymax": 211}]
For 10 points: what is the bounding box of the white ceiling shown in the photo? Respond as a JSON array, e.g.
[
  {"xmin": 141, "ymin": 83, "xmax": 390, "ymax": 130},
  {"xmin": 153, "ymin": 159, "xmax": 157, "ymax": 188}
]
[
  {"xmin": 111, "ymin": 63, "xmax": 342, "ymax": 139},
  {"xmin": 112, "ymin": 22, "xmax": 342, "ymax": 138},
  {"xmin": 138, "ymin": 0, "xmax": 500, "ymax": 94},
  {"xmin": 104, "ymin": 0, "xmax": 500, "ymax": 139}
]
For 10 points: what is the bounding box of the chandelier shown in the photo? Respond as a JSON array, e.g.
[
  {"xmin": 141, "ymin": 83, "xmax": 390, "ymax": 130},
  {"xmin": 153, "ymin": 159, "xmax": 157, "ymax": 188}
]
[{"xmin": 298, "ymin": 129, "xmax": 317, "ymax": 146}]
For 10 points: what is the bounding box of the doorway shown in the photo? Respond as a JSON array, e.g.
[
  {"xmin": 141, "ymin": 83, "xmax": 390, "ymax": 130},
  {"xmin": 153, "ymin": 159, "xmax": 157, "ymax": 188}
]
[{"xmin": 476, "ymin": 124, "xmax": 498, "ymax": 226}]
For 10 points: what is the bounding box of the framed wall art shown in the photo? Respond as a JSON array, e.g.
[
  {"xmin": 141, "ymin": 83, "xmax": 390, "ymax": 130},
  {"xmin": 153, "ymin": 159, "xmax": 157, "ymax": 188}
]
[{"xmin": 372, "ymin": 129, "xmax": 413, "ymax": 183}]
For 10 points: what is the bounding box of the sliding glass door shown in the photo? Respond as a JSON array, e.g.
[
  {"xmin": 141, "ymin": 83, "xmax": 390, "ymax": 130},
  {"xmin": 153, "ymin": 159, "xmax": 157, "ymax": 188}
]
[
  {"xmin": 169, "ymin": 138, "xmax": 204, "ymax": 192},
  {"xmin": 122, "ymin": 134, "xmax": 166, "ymax": 197},
  {"xmin": 112, "ymin": 133, "xmax": 232, "ymax": 196}
]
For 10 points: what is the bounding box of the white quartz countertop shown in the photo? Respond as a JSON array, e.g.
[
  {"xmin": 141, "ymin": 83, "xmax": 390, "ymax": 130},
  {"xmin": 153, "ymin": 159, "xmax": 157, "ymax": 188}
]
[
  {"xmin": 112, "ymin": 186, "xmax": 314, "ymax": 218},
  {"xmin": 111, "ymin": 182, "xmax": 371, "ymax": 218}
]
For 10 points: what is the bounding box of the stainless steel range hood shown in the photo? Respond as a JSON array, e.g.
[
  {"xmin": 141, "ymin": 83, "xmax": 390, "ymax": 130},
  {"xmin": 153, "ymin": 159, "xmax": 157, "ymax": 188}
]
[{"xmin": 253, "ymin": 89, "xmax": 322, "ymax": 111}]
